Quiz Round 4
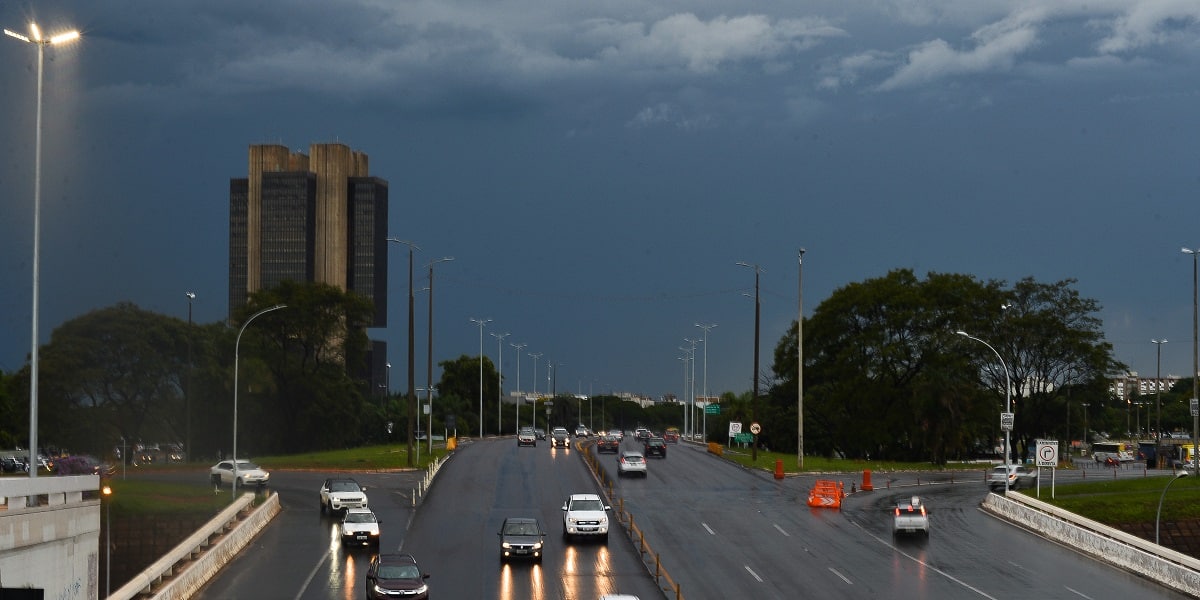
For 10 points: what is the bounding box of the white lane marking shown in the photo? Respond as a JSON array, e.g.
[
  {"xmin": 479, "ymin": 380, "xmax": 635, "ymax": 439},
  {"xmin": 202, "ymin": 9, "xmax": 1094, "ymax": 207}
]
[
  {"xmin": 744, "ymin": 565, "xmax": 764, "ymax": 582},
  {"xmin": 1064, "ymin": 586, "xmax": 1094, "ymax": 599},
  {"xmin": 774, "ymin": 523, "xmax": 790, "ymax": 537},
  {"xmin": 852, "ymin": 521, "xmax": 999, "ymax": 599},
  {"xmin": 292, "ymin": 547, "xmax": 332, "ymax": 600},
  {"xmin": 829, "ymin": 567, "xmax": 853, "ymax": 585},
  {"xmin": 702, "ymin": 522, "xmax": 715, "ymax": 535}
]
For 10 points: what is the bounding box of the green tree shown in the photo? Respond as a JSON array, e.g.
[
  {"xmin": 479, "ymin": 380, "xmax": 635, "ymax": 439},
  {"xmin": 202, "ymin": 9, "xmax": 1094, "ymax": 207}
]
[
  {"xmin": 236, "ymin": 281, "xmax": 376, "ymax": 454},
  {"xmin": 770, "ymin": 269, "xmax": 1119, "ymax": 464},
  {"xmin": 436, "ymin": 354, "xmax": 498, "ymax": 437}
]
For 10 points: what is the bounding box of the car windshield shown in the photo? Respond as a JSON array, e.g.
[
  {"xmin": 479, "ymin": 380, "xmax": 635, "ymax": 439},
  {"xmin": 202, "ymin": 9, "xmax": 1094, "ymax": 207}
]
[
  {"xmin": 329, "ymin": 481, "xmax": 360, "ymax": 492},
  {"xmin": 379, "ymin": 564, "xmax": 420, "ymax": 579},
  {"xmin": 624, "ymin": 455, "xmax": 644, "ymax": 462},
  {"xmin": 503, "ymin": 521, "xmax": 540, "ymax": 535},
  {"xmin": 571, "ymin": 499, "xmax": 604, "ymax": 511},
  {"xmin": 234, "ymin": 461, "xmax": 259, "ymax": 470},
  {"xmin": 345, "ymin": 512, "xmax": 375, "ymax": 523}
]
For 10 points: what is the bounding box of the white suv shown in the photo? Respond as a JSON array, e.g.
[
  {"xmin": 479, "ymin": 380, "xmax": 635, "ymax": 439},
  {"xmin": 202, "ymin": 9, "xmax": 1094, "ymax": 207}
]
[
  {"xmin": 561, "ymin": 493, "xmax": 611, "ymax": 541},
  {"xmin": 321, "ymin": 477, "xmax": 368, "ymax": 515}
]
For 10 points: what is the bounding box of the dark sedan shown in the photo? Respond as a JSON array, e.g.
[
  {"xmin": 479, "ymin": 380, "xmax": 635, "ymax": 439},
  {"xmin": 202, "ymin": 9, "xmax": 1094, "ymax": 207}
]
[
  {"xmin": 597, "ymin": 435, "xmax": 621, "ymax": 453},
  {"xmin": 643, "ymin": 437, "xmax": 667, "ymax": 458},
  {"xmin": 498, "ymin": 517, "xmax": 545, "ymax": 561},
  {"xmin": 364, "ymin": 553, "xmax": 429, "ymax": 600}
]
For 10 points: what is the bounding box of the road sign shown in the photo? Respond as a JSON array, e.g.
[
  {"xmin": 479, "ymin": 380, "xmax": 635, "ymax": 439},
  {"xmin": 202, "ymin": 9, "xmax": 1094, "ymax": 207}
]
[
  {"xmin": 705, "ymin": 404, "xmax": 720, "ymax": 415},
  {"xmin": 1000, "ymin": 412, "xmax": 1015, "ymax": 431},
  {"xmin": 729, "ymin": 421, "xmax": 742, "ymax": 437},
  {"xmin": 446, "ymin": 414, "xmax": 456, "ymax": 429},
  {"xmin": 1192, "ymin": 398, "xmax": 1199, "ymax": 418},
  {"xmin": 749, "ymin": 422, "xmax": 762, "ymax": 435},
  {"xmin": 1036, "ymin": 440, "xmax": 1058, "ymax": 467},
  {"xmin": 735, "ymin": 432, "xmax": 753, "ymax": 444}
]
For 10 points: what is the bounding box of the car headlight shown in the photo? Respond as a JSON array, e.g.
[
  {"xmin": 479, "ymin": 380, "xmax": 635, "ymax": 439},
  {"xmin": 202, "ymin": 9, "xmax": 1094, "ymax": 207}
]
[
  {"xmin": 413, "ymin": 584, "xmax": 428, "ymax": 594},
  {"xmin": 501, "ymin": 542, "xmax": 512, "ymax": 548},
  {"xmin": 532, "ymin": 541, "xmax": 543, "ymax": 550}
]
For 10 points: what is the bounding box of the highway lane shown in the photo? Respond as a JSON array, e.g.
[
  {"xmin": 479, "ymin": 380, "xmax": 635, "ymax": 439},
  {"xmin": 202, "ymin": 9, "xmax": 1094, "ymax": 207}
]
[
  {"xmin": 190, "ymin": 438, "xmax": 662, "ymax": 599},
  {"xmin": 602, "ymin": 439, "xmax": 1191, "ymax": 599}
]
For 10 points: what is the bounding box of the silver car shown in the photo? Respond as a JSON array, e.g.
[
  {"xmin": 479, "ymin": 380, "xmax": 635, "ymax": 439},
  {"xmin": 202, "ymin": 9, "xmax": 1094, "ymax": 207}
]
[{"xmin": 617, "ymin": 451, "xmax": 647, "ymax": 477}]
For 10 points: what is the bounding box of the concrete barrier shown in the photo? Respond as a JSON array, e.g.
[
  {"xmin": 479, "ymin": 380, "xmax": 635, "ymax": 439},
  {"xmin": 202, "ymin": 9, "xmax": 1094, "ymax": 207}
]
[
  {"xmin": 982, "ymin": 492, "xmax": 1200, "ymax": 596},
  {"xmin": 109, "ymin": 491, "xmax": 281, "ymax": 600}
]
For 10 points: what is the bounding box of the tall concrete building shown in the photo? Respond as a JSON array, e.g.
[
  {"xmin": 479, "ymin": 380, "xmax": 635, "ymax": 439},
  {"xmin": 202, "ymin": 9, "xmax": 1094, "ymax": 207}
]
[{"xmin": 229, "ymin": 143, "xmax": 388, "ymax": 326}]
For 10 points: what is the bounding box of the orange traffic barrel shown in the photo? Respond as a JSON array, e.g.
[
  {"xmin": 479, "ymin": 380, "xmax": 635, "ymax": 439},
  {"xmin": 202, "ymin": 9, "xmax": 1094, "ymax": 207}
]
[{"xmin": 862, "ymin": 469, "xmax": 874, "ymax": 491}]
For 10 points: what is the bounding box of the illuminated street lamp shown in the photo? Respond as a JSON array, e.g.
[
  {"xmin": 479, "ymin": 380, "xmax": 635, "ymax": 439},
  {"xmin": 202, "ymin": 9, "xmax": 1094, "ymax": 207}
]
[
  {"xmin": 233, "ymin": 304, "xmax": 286, "ymax": 500},
  {"xmin": 797, "ymin": 247, "xmax": 806, "ymax": 469},
  {"xmin": 470, "ymin": 318, "xmax": 492, "ymax": 436},
  {"xmin": 529, "ymin": 352, "xmax": 542, "ymax": 428},
  {"xmin": 102, "ymin": 485, "xmax": 113, "ymax": 598},
  {"xmin": 957, "ymin": 330, "xmax": 1013, "ymax": 494},
  {"xmin": 5, "ymin": 21, "xmax": 80, "ymax": 478}
]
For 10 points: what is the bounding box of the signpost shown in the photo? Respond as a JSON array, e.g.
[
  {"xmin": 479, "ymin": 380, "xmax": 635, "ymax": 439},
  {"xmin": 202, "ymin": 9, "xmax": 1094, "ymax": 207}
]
[
  {"xmin": 729, "ymin": 421, "xmax": 742, "ymax": 447},
  {"xmin": 705, "ymin": 404, "xmax": 720, "ymax": 415},
  {"xmin": 1035, "ymin": 439, "xmax": 1059, "ymax": 498}
]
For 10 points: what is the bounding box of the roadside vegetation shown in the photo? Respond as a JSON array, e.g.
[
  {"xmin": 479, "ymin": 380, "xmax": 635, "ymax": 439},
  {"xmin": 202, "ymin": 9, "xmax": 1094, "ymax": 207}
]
[{"xmin": 1028, "ymin": 475, "xmax": 1200, "ymax": 524}]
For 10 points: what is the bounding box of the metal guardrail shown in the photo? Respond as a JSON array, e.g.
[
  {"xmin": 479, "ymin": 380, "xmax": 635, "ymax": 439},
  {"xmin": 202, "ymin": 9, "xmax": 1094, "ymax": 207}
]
[{"xmin": 579, "ymin": 440, "xmax": 683, "ymax": 600}]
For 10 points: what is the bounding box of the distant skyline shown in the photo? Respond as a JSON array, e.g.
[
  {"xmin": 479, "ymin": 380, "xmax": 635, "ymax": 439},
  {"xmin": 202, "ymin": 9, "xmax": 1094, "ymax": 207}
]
[{"xmin": 2, "ymin": 1, "xmax": 1199, "ymax": 400}]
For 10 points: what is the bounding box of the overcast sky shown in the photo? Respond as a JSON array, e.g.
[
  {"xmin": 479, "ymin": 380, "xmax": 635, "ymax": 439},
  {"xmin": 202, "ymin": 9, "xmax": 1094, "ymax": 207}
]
[{"xmin": 2, "ymin": 1, "xmax": 1199, "ymax": 402}]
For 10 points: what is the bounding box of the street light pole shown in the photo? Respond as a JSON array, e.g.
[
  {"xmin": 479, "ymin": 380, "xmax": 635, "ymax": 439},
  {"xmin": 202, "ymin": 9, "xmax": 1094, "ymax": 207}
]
[
  {"xmin": 6, "ymin": 22, "xmax": 80, "ymax": 478},
  {"xmin": 387, "ymin": 239, "xmax": 421, "ymax": 467},
  {"xmin": 186, "ymin": 291, "xmax": 196, "ymax": 463},
  {"xmin": 1154, "ymin": 339, "xmax": 1167, "ymax": 462},
  {"xmin": 470, "ymin": 318, "xmax": 492, "ymax": 437},
  {"xmin": 1157, "ymin": 470, "xmax": 1189, "ymax": 544},
  {"xmin": 737, "ymin": 262, "xmax": 763, "ymax": 462},
  {"xmin": 511, "ymin": 343, "xmax": 526, "ymax": 433},
  {"xmin": 797, "ymin": 247, "xmax": 806, "ymax": 470},
  {"xmin": 491, "ymin": 331, "xmax": 510, "ymax": 435},
  {"xmin": 529, "ymin": 352, "xmax": 542, "ymax": 428},
  {"xmin": 425, "ymin": 256, "xmax": 452, "ymax": 453},
  {"xmin": 1185, "ymin": 247, "xmax": 1200, "ymax": 474},
  {"xmin": 957, "ymin": 330, "xmax": 1012, "ymax": 494},
  {"xmin": 683, "ymin": 337, "xmax": 699, "ymax": 438},
  {"xmin": 695, "ymin": 322, "xmax": 716, "ymax": 442},
  {"xmin": 102, "ymin": 485, "xmax": 112, "ymax": 598},
  {"xmin": 233, "ymin": 304, "xmax": 286, "ymax": 500}
]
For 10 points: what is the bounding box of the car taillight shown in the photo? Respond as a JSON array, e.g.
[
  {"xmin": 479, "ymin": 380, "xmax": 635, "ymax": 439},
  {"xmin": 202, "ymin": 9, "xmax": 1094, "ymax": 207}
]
[{"xmin": 894, "ymin": 508, "xmax": 900, "ymax": 516}]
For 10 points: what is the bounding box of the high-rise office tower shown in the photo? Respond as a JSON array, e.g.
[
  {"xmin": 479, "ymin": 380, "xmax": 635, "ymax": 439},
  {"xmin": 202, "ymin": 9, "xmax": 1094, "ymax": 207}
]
[{"xmin": 229, "ymin": 143, "xmax": 388, "ymax": 326}]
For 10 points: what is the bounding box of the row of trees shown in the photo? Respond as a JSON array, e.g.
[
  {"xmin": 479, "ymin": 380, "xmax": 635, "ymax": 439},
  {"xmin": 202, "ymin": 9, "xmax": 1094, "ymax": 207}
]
[{"xmin": 1, "ymin": 270, "xmax": 1169, "ymax": 465}]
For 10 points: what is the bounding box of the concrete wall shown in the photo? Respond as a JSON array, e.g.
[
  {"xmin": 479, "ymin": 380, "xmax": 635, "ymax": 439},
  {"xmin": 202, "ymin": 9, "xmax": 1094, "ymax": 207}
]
[
  {"xmin": 982, "ymin": 491, "xmax": 1200, "ymax": 596},
  {"xmin": 0, "ymin": 475, "xmax": 101, "ymax": 600}
]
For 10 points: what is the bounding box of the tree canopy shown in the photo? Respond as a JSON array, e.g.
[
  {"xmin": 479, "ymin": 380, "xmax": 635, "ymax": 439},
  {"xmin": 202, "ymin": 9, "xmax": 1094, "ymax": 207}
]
[{"xmin": 765, "ymin": 269, "xmax": 1121, "ymax": 464}]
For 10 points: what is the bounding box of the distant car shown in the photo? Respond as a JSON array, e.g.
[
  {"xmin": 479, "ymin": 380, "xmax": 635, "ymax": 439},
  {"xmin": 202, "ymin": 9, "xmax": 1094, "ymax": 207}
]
[
  {"xmin": 518, "ymin": 427, "xmax": 537, "ymax": 447},
  {"xmin": 340, "ymin": 508, "xmax": 381, "ymax": 548},
  {"xmin": 597, "ymin": 434, "xmax": 621, "ymax": 453},
  {"xmin": 365, "ymin": 553, "xmax": 429, "ymax": 600},
  {"xmin": 0, "ymin": 455, "xmax": 25, "ymax": 473},
  {"xmin": 535, "ymin": 428, "xmax": 547, "ymax": 440},
  {"xmin": 209, "ymin": 459, "xmax": 269, "ymax": 487},
  {"xmin": 551, "ymin": 427, "xmax": 571, "ymax": 448},
  {"xmin": 987, "ymin": 465, "xmax": 1038, "ymax": 491},
  {"xmin": 663, "ymin": 429, "xmax": 680, "ymax": 443},
  {"xmin": 617, "ymin": 451, "xmax": 647, "ymax": 477},
  {"xmin": 321, "ymin": 477, "xmax": 368, "ymax": 515},
  {"xmin": 562, "ymin": 493, "xmax": 611, "ymax": 541},
  {"xmin": 893, "ymin": 496, "xmax": 929, "ymax": 537},
  {"xmin": 643, "ymin": 437, "xmax": 667, "ymax": 458},
  {"xmin": 575, "ymin": 426, "xmax": 590, "ymax": 438},
  {"xmin": 498, "ymin": 517, "xmax": 545, "ymax": 561},
  {"xmin": 634, "ymin": 427, "xmax": 650, "ymax": 441}
]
